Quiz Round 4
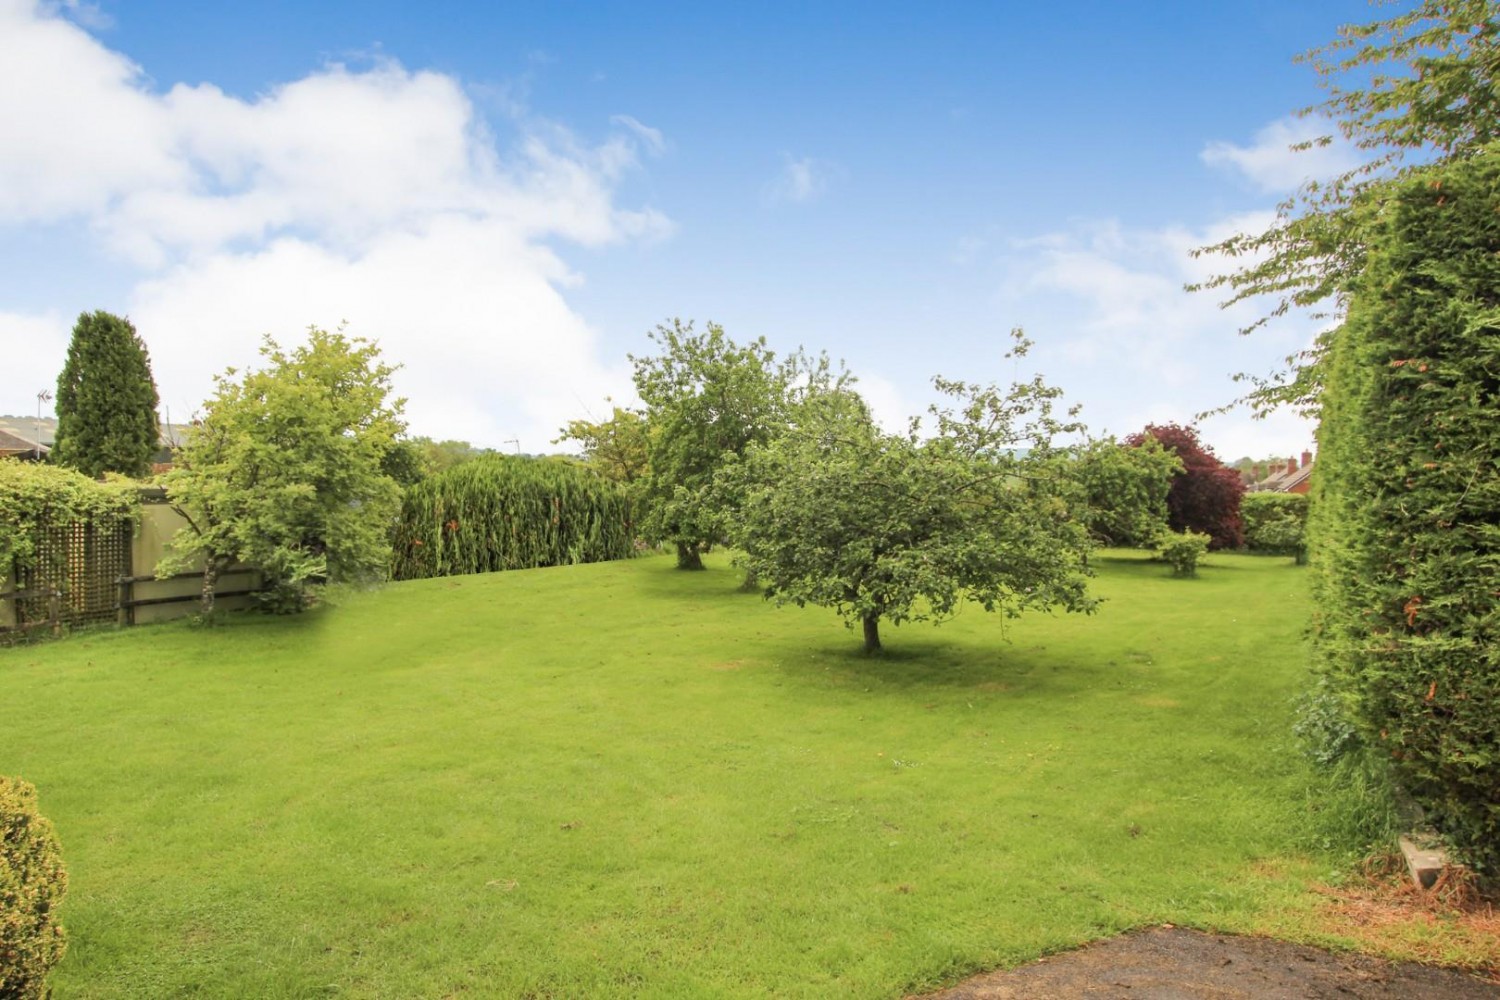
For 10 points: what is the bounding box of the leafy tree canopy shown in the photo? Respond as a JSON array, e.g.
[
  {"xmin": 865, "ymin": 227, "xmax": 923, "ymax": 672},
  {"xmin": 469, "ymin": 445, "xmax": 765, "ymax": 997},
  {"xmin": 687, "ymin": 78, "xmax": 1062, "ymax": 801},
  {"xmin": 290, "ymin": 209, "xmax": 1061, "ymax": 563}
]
[
  {"xmin": 555, "ymin": 404, "xmax": 650, "ymax": 485},
  {"xmin": 1125, "ymin": 424, "xmax": 1245, "ymax": 550},
  {"xmin": 1192, "ymin": 0, "xmax": 1500, "ymax": 415},
  {"xmin": 162, "ymin": 327, "xmax": 405, "ymax": 614},
  {"xmin": 52, "ymin": 310, "xmax": 160, "ymax": 479},
  {"xmin": 1069, "ymin": 435, "xmax": 1182, "ymax": 547},
  {"xmin": 630, "ymin": 319, "xmax": 807, "ymax": 569},
  {"xmin": 721, "ymin": 334, "xmax": 1098, "ymax": 653}
]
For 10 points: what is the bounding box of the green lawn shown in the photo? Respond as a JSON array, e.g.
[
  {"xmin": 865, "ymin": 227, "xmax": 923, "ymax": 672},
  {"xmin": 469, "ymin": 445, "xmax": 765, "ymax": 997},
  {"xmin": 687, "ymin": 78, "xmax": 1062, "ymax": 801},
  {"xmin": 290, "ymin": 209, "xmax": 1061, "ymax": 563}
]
[{"xmin": 2, "ymin": 550, "xmax": 1373, "ymax": 997}]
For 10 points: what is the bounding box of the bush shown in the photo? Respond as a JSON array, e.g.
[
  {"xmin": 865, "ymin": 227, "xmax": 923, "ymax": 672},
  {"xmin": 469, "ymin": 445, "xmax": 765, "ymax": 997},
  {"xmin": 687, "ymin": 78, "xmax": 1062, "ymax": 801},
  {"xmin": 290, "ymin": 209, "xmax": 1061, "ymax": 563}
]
[
  {"xmin": 390, "ymin": 455, "xmax": 634, "ymax": 580},
  {"xmin": 1310, "ymin": 149, "xmax": 1500, "ymax": 873},
  {"xmin": 1241, "ymin": 493, "xmax": 1309, "ymax": 563},
  {"xmin": 1126, "ymin": 424, "xmax": 1244, "ymax": 550},
  {"xmin": 1156, "ymin": 529, "xmax": 1210, "ymax": 577},
  {"xmin": 0, "ymin": 463, "xmax": 137, "ymax": 582},
  {"xmin": 1, "ymin": 777, "xmax": 67, "ymax": 999},
  {"xmin": 1293, "ymin": 677, "xmax": 1364, "ymax": 768}
]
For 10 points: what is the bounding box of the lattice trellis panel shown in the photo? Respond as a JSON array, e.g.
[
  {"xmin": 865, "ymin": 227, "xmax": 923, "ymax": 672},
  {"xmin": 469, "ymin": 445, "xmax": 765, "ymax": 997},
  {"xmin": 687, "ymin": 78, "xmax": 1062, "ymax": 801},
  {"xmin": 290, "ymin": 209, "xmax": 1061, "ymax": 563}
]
[{"xmin": 14, "ymin": 519, "xmax": 132, "ymax": 629}]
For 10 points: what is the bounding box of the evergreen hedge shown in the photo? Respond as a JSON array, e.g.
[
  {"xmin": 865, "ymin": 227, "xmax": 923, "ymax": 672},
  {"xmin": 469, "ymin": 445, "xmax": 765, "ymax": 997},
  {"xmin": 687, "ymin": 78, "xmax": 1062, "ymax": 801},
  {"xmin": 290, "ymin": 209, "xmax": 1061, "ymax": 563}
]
[
  {"xmin": 1240, "ymin": 493, "xmax": 1308, "ymax": 563},
  {"xmin": 1310, "ymin": 149, "xmax": 1500, "ymax": 872},
  {"xmin": 390, "ymin": 456, "xmax": 633, "ymax": 580}
]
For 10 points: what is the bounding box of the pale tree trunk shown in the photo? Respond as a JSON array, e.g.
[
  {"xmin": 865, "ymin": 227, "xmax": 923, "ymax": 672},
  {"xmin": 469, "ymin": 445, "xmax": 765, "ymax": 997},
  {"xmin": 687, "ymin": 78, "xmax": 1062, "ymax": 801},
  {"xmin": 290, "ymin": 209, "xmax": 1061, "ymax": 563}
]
[{"xmin": 200, "ymin": 559, "xmax": 221, "ymax": 618}]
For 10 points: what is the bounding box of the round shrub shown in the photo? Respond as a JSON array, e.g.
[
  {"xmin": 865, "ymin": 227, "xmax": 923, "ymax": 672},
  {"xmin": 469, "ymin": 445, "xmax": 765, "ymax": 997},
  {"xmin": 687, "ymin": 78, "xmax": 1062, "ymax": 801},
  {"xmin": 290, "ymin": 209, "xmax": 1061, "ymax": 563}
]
[
  {"xmin": 1, "ymin": 777, "xmax": 67, "ymax": 999},
  {"xmin": 1156, "ymin": 529, "xmax": 1210, "ymax": 577}
]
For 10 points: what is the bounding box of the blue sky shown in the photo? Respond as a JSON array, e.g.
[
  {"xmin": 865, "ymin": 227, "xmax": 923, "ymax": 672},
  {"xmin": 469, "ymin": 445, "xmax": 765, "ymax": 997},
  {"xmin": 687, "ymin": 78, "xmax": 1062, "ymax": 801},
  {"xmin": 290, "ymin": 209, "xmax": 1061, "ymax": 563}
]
[{"xmin": 2, "ymin": 0, "xmax": 1381, "ymax": 459}]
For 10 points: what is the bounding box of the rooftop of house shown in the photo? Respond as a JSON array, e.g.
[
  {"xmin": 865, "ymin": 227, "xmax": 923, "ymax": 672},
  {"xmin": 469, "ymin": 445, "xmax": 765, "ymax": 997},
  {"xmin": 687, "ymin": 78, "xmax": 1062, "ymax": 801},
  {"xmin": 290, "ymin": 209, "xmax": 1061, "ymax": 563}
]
[
  {"xmin": 1244, "ymin": 451, "xmax": 1316, "ymax": 492},
  {"xmin": 0, "ymin": 415, "xmax": 182, "ymax": 451},
  {"xmin": 0, "ymin": 428, "xmax": 46, "ymax": 457}
]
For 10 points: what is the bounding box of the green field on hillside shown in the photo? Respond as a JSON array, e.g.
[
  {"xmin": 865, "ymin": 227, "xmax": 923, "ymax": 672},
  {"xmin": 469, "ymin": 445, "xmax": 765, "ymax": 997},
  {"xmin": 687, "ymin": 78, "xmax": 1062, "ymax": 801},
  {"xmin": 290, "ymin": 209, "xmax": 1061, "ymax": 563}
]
[{"xmin": 1, "ymin": 550, "xmax": 1388, "ymax": 997}]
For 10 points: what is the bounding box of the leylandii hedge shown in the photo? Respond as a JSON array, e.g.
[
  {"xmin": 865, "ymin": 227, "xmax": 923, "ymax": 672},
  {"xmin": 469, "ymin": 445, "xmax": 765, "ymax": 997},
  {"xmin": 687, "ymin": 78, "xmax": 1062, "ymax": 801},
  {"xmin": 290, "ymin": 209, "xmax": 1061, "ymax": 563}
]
[
  {"xmin": 390, "ymin": 456, "xmax": 633, "ymax": 580},
  {"xmin": 1310, "ymin": 149, "xmax": 1500, "ymax": 872}
]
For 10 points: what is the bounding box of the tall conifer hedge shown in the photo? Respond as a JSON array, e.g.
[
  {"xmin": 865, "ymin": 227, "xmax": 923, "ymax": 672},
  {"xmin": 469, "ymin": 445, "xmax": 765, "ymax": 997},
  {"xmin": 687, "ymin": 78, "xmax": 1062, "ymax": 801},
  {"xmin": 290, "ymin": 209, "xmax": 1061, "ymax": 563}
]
[
  {"xmin": 390, "ymin": 456, "xmax": 633, "ymax": 580},
  {"xmin": 1311, "ymin": 149, "xmax": 1500, "ymax": 872}
]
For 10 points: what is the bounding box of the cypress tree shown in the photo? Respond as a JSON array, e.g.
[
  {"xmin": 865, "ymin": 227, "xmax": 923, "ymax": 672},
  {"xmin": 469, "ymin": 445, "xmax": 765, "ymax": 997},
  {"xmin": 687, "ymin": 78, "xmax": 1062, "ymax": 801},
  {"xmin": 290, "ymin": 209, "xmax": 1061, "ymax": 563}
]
[{"xmin": 52, "ymin": 311, "xmax": 161, "ymax": 479}]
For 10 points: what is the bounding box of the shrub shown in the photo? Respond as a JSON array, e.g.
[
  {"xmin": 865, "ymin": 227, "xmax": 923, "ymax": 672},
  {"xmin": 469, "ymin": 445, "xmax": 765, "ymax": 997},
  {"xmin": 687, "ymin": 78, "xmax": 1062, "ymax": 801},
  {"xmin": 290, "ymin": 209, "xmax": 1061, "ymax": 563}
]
[
  {"xmin": 1, "ymin": 777, "xmax": 68, "ymax": 999},
  {"xmin": 1241, "ymin": 493, "xmax": 1309, "ymax": 564},
  {"xmin": 390, "ymin": 455, "xmax": 634, "ymax": 580},
  {"xmin": 1310, "ymin": 149, "xmax": 1500, "ymax": 872},
  {"xmin": 1156, "ymin": 529, "xmax": 1210, "ymax": 577},
  {"xmin": 1292, "ymin": 677, "xmax": 1364, "ymax": 768},
  {"xmin": 0, "ymin": 462, "xmax": 137, "ymax": 579},
  {"xmin": 1125, "ymin": 424, "xmax": 1244, "ymax": 549}
]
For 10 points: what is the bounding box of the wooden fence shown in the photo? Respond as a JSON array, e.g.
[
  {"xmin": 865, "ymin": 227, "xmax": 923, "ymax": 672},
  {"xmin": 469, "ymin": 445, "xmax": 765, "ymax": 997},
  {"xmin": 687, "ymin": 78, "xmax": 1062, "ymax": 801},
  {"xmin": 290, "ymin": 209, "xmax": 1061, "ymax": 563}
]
[{"xmin": 0, "ymin": 489, "xmax": 261, "ymax": 639}]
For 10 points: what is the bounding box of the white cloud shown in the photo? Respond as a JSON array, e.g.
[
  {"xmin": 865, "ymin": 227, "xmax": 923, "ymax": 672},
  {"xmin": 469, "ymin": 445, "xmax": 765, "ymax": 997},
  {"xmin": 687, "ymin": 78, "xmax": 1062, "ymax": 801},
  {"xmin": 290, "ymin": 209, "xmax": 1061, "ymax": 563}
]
[
  {"xmin": 0, "ymin": 2, "xmax": 669, "ymax": 449},
  {"xmin": 0, "ymin": 308, "xmax": 71, "ymax": 413},
  {"xmin": 1201, "ymin": 116, "xmax": 1360, "ymax": 194},
  {"xmin": 609, "ymin": 114, "xmax": 666, "ymax": 157},
  {"xmin": 992, "ymin": 212, "xmax": 1323, "ymax": 458},
  {"xmin": 764, "ymin": 154, "xmax": 836, "ymax": 205},
  {"xmin": 851, "ymin": 371, "xmax": 913, "ymax": 435}
]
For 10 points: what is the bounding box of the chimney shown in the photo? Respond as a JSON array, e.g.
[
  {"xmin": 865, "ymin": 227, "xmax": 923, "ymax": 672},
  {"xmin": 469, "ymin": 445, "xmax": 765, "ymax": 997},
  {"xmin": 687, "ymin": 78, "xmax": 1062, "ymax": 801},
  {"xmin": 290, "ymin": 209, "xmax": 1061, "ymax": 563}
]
[
  {"xmin": 1286, "ymin": 455, "xmax": 1298, "ymax": 473},
  {"xmin": 1302, "ymin": 450, "xmax": 1313, "ymax": 468}
]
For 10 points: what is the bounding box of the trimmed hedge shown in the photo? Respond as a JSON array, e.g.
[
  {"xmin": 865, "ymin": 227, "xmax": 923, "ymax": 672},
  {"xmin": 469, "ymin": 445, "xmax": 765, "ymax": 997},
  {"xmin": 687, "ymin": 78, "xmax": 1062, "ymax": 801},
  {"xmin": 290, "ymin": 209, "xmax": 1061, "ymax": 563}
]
[
  {"xmin": 1241, "ymin": 493, "xmax": 1308, "ymax": 563},
  {"xmin": 1310, "ymin": 149, "xmax": 1500, "ymax": 872},
  {"xmin": 0, "ymin": 461, "xmax": 137, "ymax": 577},
  {"xmin": 391, "ymin": 456, "xmax": 633, "ymax": 580},
  {"xmin": 1, "ymin": 777, "xmax": 67, "ymax": 999}
]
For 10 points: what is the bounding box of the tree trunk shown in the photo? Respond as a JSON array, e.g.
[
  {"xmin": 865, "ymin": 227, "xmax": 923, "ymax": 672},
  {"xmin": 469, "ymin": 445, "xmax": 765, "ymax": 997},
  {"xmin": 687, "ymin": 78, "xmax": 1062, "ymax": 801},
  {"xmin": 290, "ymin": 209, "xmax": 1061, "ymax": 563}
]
[
  {"xmin": 739, "ymin": 567, "xmax": 759, "ymax": 591},
  {"xmin": 200, "ymin": 559, "xmax": 220, "ymax": 618},
  {"xmin": 675, "ymin": 541, "xmax": 704, "ymax": 570},
  {"xmin": 862, "ymin": 614, "xmax": 881, "ymax": 654}
]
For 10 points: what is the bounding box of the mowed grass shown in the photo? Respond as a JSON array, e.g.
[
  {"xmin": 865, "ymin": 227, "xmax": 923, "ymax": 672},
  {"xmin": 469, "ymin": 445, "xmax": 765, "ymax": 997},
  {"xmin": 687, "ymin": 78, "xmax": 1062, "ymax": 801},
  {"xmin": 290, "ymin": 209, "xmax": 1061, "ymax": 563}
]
[{"xmin": 3, "ymin": 550, "xmax": 1364, "ymax": 997}]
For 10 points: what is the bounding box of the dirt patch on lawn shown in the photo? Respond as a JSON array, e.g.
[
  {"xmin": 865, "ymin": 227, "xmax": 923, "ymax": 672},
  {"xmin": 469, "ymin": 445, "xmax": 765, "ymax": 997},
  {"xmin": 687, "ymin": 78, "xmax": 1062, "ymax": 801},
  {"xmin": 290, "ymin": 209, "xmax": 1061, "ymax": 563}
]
[
  {"xmin": 913, "ymin": 925, "xmax": 1500, "ymax": 999},
  {"xmin": 1308, "ymin": 857, "xmax": 1500, "ymax": 967}
]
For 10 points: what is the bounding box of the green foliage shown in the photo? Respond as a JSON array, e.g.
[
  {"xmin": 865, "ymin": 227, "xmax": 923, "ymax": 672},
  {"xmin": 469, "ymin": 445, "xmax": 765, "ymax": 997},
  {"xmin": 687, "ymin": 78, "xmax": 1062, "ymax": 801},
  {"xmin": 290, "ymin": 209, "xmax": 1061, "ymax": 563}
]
[
  {"xmin": 390, "ymin": 455, "xmax": 633, "ymax": 580},
  {"xmin": 631, "ymin": 320, "xmax": 799, "ymax": 569},
  {"xmin": 1193, "ymin": 1, "xmax": 1500, "ymax": 415},
  {"xmin": 1293, "ymin": 677, "xmax": 1365, "ymax": 769},
  {"xmin": 161, "ymin": 327, "xmax": 405, "ymax": 614},
  {"xmin": 1241, "ymin": 493, "xmax": 1309, "ymax": 563},
  {"xmin": 0, "ymin": 461, "xmax": 137, "ymax": 578},
  {"xmin": 722, "ymin": 335, "xmax": 1097, "ymax": 652},
  {"xmin": 379, "ymin": 439, "xmax": 429, "ymax": 488},
  {"xmin": 555, "ymin": 405, "xmax": 650, "ymax": 485},
  {"xmin": 52, "ymin": 310, "xmax": 161, "ymax": 479},
  {"xmin": 0, "ymin": 776, "xmax": 67, "ymax": 1000},
  {"xmin": 1310, "ymin": 149, "xmax": 1500, "ymax": 872},
  {"xmin": 1070, "ymin": 435, "xmax": 1181, "ymax": 546},
  {"xmin": 1126, "ymin": 424, "xmax": 1245, "ymax": 549},
  {"xmin": 1156, "ymin": 529, "xmax": 1210, "ymax": 577}
]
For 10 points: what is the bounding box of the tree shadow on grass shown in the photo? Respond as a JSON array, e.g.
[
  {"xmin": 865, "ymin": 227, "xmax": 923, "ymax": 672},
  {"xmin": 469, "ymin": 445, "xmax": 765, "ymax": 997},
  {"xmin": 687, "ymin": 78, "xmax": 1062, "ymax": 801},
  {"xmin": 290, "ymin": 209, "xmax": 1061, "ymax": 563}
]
[{"xmin": 768, "ymin": 632, "xmax": 1106, "ymax": 700}]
